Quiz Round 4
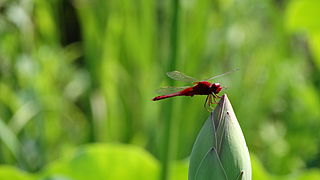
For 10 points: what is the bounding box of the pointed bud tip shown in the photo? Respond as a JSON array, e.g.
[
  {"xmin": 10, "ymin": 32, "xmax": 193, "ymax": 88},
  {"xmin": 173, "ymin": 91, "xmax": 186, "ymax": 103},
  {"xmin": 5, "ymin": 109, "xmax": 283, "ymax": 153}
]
[
  {"xmin": 216, "ymin": 94, "xmax": 228, "ymax": 107},
  {"xmin": 221, "ymin": 94, "xmax": 227, "ymax": 100}
]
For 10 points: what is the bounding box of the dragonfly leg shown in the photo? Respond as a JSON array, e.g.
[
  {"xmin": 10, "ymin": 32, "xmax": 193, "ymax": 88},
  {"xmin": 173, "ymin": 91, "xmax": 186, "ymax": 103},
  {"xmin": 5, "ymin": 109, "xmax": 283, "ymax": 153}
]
[
  {"xmin": 204, "ymin": 94, "xmax": 219, "ymax": 111},
  {"xmin": 211, "ymin": 93, "xmax": 218, "ymax": 104},
  {"xmin": 208, "ymin": 95, "xmax": 216, "ymax": 111},
  {"xmin": 204, "ymin": 95, "xmax": 209, "ymax": 109},
  {"xmin": 208, "ymin": 94, "xmax": 214, "ymax": 108},
  {"xmin": 213, "ymin": 97, "xmax": 217, "ymax": 104},
  {"xmin": 204, "ymin": 94, "xmax": 212, "ymax": 112}
]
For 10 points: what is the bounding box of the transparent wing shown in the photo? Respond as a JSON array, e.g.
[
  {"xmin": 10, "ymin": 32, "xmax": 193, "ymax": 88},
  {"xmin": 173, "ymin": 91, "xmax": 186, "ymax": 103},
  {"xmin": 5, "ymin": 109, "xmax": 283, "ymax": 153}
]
[
  {"xmin": 166, "ymin": 71, "xmax": 198, "ymax": 83},
  {"xmin": 202, "ymin": 68, "xmax": 240, "ymax": 81},
  {"xmin": 156, "ymin": 86, "xmax": 191, "ymax": 95}
]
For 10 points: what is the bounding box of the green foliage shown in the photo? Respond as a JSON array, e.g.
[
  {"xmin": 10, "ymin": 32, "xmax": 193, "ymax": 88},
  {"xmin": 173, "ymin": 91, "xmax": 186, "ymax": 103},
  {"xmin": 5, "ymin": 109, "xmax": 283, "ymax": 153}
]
[
  {"xmin": 251, "ymin": 154, "xmax": 275, "ymax": 180},
  {"xmin": 294, "ymin": 170, "xmax": 320, "ymax": 180},
  {"xmin": 169, "ymin": 160, "xmax": 189, "ymax": 180},
  {"xmin": 1, "ymin": 145, "xmax": 319, "ymax": 180},
  {"xmin": 0, "ymin": 0, "xmax": 320, "ymax": 179},
  {"xmin": 0, "ymin": 143, "xmax": 188, "ymax": 180},
  {"xmin": 251, "ymin": 154, "xmax": 320, "ymax": 180},
  {"xmin": 286, "ymin": 0, "xmax": 320, "ymax": 68},
  {"xmin": 0, "ymin": 166, "xmax": 33, "ymax": 180},
  {"xmin": 39, "ymin": 144, "xmax": 159, "ymax": 180}
]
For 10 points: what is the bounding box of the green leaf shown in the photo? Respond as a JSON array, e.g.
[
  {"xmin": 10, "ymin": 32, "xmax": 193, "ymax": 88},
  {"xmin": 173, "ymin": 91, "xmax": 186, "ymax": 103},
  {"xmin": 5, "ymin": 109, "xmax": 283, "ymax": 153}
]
[
  {"xmin": 0, "ymin": 118, "xmax": 20, "ymax": 158},
  {"xmin": 251, "ymin": 154, "xmax": 273, "ymax": 180},
  {"xmin": 189, "ymin": 94, "xmax": 252, "ymax": 180},
  {"xmin": 39, "ymin": 143, "xmax": 159, "ymax": 180},
  {"xmin": 0, "ymin": 143, "xmax": 189, "ymax": 180},
  {"xmin": 286, "ymin": 0, "xmax": 320, "ymax": 69},
  {"xmin": 169, "ymin": 159, "xmax": 189, "ymax": 180},
  {"xmin": 295, "ymin": 169, "xmax": 320, "ymax": 180},
  {"xmin": 0, "ymin": 166, "xmax": 34, "ymax": 180},
  {"xmin": 286, "ymin": 0, "xmax": 320, "ymax": 34}
]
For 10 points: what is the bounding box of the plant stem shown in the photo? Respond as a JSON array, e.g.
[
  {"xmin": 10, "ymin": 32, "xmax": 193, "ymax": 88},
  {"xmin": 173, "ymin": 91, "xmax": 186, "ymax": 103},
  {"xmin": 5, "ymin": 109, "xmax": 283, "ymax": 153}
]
[{"xmin": 160, "ymin": 0, "xmax": 180, "ymax": 180}]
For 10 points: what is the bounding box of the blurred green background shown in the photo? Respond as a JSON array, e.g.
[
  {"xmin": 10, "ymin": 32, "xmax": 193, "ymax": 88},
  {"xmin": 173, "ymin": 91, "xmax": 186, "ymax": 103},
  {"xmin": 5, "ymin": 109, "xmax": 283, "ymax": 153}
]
[{"xmin": 0, "ymin": 0, "xmax": 320, "ymax": 179}]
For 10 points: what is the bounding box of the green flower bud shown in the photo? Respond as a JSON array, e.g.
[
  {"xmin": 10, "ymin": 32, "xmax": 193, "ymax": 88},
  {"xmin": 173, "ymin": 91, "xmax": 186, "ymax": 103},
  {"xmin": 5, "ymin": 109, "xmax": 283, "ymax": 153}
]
[{"xmin": 189, "ymin": 94, "xmax": 251, "ymax": 180}]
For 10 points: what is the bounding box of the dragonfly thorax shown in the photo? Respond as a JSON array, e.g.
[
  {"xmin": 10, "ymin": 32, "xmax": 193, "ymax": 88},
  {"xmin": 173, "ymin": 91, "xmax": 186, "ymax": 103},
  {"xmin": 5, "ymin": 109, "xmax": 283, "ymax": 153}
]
[{"xmin": 210, "ymin": 83, "xmax": 222, "ymax": 94}]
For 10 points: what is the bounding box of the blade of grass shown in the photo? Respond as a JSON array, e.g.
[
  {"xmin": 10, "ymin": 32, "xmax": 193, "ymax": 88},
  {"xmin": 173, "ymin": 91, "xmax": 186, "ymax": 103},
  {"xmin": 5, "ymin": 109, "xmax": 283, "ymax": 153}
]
[
  {"xmin": 0, "ymin": 118, "xmax": 20, "ymax": 160},
  {"xmin": 160, "ymin": 0, "xmax": 180, "ymax": 180}
]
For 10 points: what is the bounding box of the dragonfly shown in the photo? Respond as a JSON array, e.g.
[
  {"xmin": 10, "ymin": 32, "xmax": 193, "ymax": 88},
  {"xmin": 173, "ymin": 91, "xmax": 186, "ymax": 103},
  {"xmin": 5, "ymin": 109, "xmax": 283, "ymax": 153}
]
[{"xmin": 152, "ymin": 69, "xmax": 238, "ymax": 111}]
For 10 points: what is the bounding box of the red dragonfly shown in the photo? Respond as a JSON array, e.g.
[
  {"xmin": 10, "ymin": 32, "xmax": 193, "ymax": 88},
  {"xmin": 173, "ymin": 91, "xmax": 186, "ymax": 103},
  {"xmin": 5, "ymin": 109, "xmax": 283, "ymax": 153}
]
[{"xmin": 152, "ymin": 69, "xmax": 238, "ymax": 110}]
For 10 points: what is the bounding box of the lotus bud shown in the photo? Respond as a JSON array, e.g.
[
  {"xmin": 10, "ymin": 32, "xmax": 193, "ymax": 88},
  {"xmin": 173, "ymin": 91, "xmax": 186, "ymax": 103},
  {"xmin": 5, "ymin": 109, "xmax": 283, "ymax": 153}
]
[{"xmin": 189, "ymin": 94, "xmax": 252, "ymax": 180}]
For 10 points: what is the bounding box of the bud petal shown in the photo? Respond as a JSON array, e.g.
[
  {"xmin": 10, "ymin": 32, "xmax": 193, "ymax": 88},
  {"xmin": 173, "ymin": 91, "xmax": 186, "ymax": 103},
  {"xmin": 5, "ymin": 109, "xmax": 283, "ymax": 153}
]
[{"xmin": 189, "ymin": 94, "xmax": 252, "ymax": 180}]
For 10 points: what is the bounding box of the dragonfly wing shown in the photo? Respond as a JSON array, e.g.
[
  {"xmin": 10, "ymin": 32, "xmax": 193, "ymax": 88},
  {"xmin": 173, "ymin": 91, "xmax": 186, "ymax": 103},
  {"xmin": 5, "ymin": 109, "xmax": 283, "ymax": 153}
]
[
  {"xmin": 202, "ymin": 68, "xmax": 240, "ymax": 81},
  {"xmin": 156, "ymin": 86, "xmax": 191, "ymax": 95},
  {"xmin": 166, "ymin": 71, "xmax": 198, "ymax": 83}
]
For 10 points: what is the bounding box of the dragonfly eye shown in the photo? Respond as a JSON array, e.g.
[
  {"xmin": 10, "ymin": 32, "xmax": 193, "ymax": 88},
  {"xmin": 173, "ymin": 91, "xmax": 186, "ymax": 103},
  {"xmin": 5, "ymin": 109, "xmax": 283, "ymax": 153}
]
[{"xmin": 211, "ymin": 83, "xmax": 222, "ymax": 94}]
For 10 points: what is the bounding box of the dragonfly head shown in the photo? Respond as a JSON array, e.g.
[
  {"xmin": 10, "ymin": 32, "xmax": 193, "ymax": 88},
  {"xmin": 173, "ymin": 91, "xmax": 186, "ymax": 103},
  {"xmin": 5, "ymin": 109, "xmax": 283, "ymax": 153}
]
[{"xmin": 210, "ymin": 83, "xmax": 222, "ymax": 94}]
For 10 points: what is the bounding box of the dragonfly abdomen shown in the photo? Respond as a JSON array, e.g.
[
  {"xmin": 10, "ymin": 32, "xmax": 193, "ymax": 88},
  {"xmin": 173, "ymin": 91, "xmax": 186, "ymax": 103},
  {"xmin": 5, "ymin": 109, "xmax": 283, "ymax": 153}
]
[{"xmin": 152, "ymin": 92, "xmax": 182, "ymax": 101}]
